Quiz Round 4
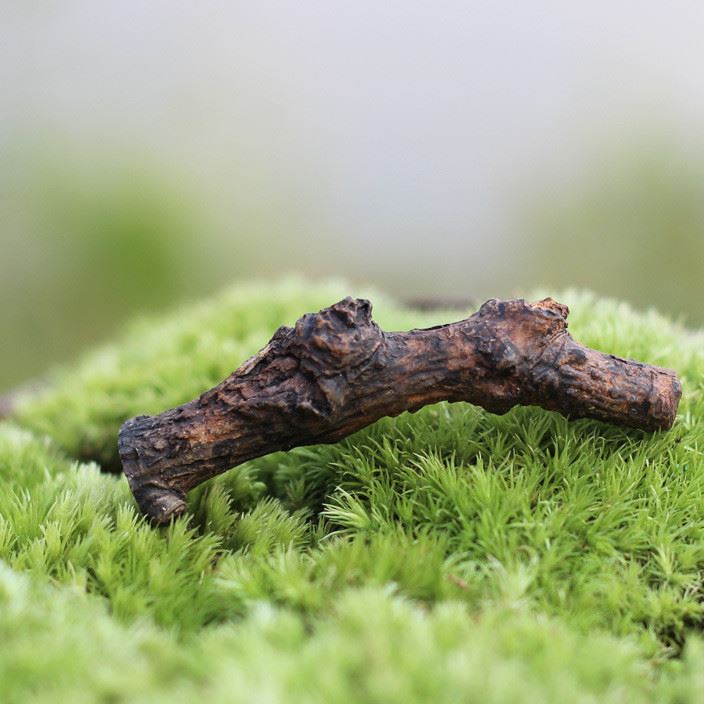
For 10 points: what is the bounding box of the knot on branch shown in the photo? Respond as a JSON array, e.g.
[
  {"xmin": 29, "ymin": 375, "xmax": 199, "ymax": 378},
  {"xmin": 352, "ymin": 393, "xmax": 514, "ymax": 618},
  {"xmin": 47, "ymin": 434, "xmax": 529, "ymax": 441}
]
[
  {"xmin": 473, "ymin": 297, "xmax": 569, "ymax": 375},
  {"xmin": 291, "ymin": 297, "xmax": 383, "ymax": 376}
]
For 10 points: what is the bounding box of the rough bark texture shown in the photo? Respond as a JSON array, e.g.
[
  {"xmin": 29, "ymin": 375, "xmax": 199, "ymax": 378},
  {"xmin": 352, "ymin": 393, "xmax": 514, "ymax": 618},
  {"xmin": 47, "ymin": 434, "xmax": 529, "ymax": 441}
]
[{"xmin": 119, "ymin": 296, "xmax": 682, "ymax": 525}]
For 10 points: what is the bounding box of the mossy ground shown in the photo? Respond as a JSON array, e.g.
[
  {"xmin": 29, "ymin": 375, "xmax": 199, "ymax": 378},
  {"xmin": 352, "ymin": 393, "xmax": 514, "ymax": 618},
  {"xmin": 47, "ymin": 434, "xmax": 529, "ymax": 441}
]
[{"xmin": 4, "ymin": 279, "xmax": 704, "ymax": 702}]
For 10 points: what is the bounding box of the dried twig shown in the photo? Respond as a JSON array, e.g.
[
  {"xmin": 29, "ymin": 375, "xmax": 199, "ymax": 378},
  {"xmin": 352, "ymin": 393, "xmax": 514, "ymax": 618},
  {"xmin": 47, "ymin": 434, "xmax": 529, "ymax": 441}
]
[{"xmin": 119, "ymin": 297, "xmax": 681, "ymax": 525}]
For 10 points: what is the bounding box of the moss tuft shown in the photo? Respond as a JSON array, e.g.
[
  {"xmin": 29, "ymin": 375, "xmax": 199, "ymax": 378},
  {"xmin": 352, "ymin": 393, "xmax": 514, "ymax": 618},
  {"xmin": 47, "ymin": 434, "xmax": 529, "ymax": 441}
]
[{"xmin": 3, "ymin": 280, "xmax": 704, "ymax": 701}]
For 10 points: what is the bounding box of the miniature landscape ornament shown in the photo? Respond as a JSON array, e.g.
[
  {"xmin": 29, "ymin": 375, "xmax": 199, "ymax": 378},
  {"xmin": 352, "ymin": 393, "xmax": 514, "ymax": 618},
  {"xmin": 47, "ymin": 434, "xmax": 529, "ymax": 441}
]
[{"xmin": 118, "ymin": 296, "xmax": 682, "ymax": 525}]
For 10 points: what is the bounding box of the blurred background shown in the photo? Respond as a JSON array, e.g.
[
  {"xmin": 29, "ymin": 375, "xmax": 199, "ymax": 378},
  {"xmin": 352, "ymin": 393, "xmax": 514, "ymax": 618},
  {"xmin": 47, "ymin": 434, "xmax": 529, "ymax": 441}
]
[{"xmin": 2, "ymin": 2, "xmax": 704, "ymax": 390}]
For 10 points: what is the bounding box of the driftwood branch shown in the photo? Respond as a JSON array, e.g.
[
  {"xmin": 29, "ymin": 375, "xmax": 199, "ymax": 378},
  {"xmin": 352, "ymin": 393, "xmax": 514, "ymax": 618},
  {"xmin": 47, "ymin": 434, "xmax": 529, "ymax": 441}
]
[{"xmin": 118, "ymin": 297, "xmax": 682, "ymax": 525}]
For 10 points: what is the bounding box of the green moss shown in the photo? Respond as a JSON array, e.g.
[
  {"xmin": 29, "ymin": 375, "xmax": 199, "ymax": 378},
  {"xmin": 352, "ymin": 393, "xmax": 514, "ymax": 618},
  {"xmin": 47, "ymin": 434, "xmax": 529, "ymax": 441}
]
[
  {"xmin": 4, "ymin": 279, "xmax": 704, "ymax": 701},
  {"xmin": 7, "ymin": 566, "xmax": 697, "ymax": 704}
]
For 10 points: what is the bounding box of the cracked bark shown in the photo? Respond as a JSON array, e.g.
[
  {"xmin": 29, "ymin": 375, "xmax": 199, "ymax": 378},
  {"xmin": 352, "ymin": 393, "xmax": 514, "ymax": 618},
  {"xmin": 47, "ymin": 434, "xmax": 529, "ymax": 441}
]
[{"xmin": 118, "ymin": 296, "xmax": 682, "ymax": 525}]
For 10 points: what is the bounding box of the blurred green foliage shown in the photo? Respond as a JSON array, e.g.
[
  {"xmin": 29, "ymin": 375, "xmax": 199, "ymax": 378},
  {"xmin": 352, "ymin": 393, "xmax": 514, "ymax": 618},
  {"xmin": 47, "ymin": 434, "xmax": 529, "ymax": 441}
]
[
  {"xmin": 522, "ymin": 142, "xmax": 704, "ymax": 326},
  {"xmin": 1, "ymin": 155, "xmax": 207, "ymax": 390},
  {"xmin": 3, "ymin": 139, "xmax": 704, "ymax": 391}
]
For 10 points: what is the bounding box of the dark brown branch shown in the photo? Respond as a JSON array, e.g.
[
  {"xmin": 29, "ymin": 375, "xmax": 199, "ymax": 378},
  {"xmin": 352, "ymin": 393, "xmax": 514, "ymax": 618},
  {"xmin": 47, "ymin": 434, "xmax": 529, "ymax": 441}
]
[{"xmin": 118, "ymin": 297, "xmax": 682, "ymax": 525}]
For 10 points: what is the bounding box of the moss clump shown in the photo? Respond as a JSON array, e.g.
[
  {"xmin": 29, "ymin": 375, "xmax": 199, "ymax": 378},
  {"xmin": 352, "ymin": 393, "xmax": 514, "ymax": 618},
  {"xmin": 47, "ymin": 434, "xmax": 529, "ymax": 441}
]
[{"xmin": 4, "ymin": 279, "xmax": 704, "ymax": 702}]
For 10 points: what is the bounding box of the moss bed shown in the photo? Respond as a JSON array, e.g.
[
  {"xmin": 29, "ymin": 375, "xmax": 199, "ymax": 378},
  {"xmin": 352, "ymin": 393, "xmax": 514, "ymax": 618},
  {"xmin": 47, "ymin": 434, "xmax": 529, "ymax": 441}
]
[{"xmin": 3, "ymin": 279, "xmax": 704, "ymax": 702}]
